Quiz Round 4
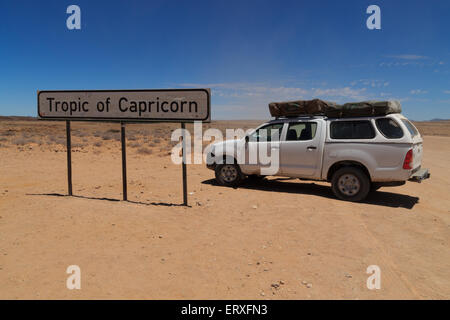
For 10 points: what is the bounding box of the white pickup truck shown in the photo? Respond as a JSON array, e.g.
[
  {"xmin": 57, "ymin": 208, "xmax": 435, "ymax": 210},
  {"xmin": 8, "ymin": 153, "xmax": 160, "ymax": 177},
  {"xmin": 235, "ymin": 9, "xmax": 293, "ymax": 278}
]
[{"xmin": 206, "ymin": 113, "xmax": 430, "ymax": 201}]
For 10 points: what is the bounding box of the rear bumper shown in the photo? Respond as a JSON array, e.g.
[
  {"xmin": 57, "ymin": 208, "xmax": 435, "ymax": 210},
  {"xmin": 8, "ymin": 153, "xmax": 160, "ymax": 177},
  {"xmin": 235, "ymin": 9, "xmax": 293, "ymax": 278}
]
[{"xmin": 409, "ymin": 168, "xmax": 430, "ymax": 183}]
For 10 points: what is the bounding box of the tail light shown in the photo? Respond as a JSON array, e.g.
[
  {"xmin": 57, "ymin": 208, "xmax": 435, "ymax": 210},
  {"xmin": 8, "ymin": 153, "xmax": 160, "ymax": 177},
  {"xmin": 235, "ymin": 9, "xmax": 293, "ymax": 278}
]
[{"xmin": 403, "ymin": 149, "xmax": 413, "ymax": 169}]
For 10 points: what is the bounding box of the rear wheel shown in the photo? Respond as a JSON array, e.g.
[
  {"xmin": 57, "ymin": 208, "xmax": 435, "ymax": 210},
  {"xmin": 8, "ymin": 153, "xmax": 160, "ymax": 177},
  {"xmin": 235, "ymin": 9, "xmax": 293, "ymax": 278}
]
[
  {"xmin": 331, "ymin": 167, "xmax": 370, "ymax": 202},
  {"xmin": 215, "ymin": 164, "xmax": 243, "ymax": 187}
]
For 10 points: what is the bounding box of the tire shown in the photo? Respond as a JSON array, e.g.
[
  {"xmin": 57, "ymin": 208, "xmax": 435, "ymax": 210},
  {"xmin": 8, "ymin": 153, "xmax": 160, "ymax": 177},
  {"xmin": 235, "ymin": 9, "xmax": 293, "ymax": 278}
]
[
  {"xmin": 215, "ymin": 163, "xmax": 243, "ymax": 187},
  {"xmin": 331, "ymin": 167, "xmax": 370, "ymax": 202}
]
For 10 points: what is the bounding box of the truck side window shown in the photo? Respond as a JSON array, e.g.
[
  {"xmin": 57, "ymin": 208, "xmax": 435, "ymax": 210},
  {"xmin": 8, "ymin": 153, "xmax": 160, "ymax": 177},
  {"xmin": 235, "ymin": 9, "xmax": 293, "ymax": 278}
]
[
  {"xmin": 376, "ymin": 118, "xmax": 404, "ymax": 139},
  {"xmin": 401, "ymin": 119, "xmax": 419, "ymax": 137},
  {"xmin": 249, "ymin": 123, "xmax": 283, "ymax": 142},
  {"xmin": 286, "ymin": 122, "xmax": 317, "ymax": 141},
  {"xmin": 330, "ymin": 120, "xmax": 375, "ymax": 139}
]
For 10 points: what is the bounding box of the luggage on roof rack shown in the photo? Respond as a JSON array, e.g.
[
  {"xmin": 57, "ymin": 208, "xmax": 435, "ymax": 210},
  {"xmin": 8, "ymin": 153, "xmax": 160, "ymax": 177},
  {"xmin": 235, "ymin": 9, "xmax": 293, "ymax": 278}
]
[
  {"xmin": 326, "ymin": 100, "xmax": 402, "ymax": 118},
  {"xmin": 268, "ymin": 99, "xmax": 336, "ymax": 117},
  {"xmin": 268, "ymin": 99, "xmax": 401, "ymax": 118}
]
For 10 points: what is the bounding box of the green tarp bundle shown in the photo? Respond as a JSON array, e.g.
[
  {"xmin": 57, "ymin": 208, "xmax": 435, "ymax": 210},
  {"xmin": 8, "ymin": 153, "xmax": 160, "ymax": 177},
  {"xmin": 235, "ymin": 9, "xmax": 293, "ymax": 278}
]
[{"xmin": 268, "ymin": 99, "xmax": 402, "ymax": 118}]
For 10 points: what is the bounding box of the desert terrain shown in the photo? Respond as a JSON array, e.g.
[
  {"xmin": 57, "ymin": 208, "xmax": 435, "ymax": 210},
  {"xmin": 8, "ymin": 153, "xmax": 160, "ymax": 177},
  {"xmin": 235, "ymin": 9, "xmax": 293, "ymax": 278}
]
[{"xmin": 0, "ymin": 118, "xmax": 449, "ymax": 299}]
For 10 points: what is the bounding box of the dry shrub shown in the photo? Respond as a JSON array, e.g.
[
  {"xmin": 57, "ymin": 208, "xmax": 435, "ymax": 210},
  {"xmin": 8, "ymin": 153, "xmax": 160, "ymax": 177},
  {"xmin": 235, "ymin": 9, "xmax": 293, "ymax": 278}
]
[
  {"xmin": 49, "ymin": 136, "xmax": 66, "ymax": 145},
  {"xmin": 71, "ymin": 143, "xmax": 85, "ymax": 148},
  {"xmin": 1, "ymin": 130, "xmax": 16, "ymax": 137},
  {"xmin": 102, "ymin": 134, "xmax": 112, "ymax": 141},
  {"xmin": 0, "ymin": 137, "xmax": 8, "ymax": 142},
  {"xmin": 94, "ymin": 141, "xmax": 102, "ymax": 147},
  {"xmin": 129, "ymin": 142, "xmax": 141, "ymax": 148},
  {"xmin": 137, "ymin": 147, "xmax": 152, "ymax": 155},
  {"xmin": 74, "ymin": 131, "xmax": 88, "ymax": 137},
  {"xmin": 107, "ymin": 129, "xmax": 120, "ymax": 133},
  {"xmin": 12, "ymin": 138, "xmax": 28, "ymax": 146},
  {"xmin": 159, "ymin": 146, "xmax": 170, "ymax": 153},
  {"xmin": 153, "ymin": 131, "xmax": 165, "ymax": 139}
]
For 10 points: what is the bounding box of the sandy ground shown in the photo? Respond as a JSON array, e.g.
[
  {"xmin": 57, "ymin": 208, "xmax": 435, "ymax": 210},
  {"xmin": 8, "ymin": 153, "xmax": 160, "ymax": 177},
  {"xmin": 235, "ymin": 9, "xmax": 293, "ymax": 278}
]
[{"xmin": 0, "ymin": 120, "xmax": 449, "ymax": 299}]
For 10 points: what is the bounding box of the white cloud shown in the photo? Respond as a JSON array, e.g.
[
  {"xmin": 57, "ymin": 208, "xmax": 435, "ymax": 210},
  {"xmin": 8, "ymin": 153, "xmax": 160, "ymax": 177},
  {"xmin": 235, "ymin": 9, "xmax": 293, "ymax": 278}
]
[
  {"xmin": 179, "ymin": 82, "xmax": 376, "ymax": 119},
  {"xmin": 385, "ymin": 54, "xmax": 429, "ymax": 60},
  {"xmin": 350, "ymin": 79, "xmax": 389, "ymax": 88},
  {"xmin": 312, "ymin": 87, "xmax": 367, "ymax": 101},
  {"xmin": 180, "ymin": 82, "xmax": 369, "ymax": 102},
  {"xmin": 410, "ymin": 89, "xmax": 428, "ymax": 95},
  {"xmin": 443, "ymin": 90, "xmax": 450, "ymax": 94},
  {"xmin": 379, "ymin": 61, "xmax": 425, "ymax": 67}
]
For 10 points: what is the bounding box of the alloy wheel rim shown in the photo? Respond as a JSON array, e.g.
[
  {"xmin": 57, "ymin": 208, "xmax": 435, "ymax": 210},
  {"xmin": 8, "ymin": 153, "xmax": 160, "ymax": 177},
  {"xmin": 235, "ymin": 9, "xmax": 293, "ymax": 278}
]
[
  {"xmin": 220, "ymin": 165, "xmax": 238, "ymax": 182},
  {"xmin": 338, "ymin": 174, "xmax": 361, "ymax": 196}
]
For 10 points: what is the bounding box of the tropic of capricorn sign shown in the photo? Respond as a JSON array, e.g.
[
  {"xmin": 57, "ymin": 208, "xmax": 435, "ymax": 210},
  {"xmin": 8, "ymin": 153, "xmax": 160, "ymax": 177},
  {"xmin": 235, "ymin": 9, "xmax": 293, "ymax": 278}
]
[
  {"xmin": 37, "ymin": 89, "xmax": 211, "ymax": 205},
  {"xmin": 38, "ymin": 89, "xmax": 210, "ymax": 122}
]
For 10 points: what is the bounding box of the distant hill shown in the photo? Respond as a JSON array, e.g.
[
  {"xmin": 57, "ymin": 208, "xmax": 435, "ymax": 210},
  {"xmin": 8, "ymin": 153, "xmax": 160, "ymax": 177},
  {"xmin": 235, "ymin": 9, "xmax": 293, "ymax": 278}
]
[
  {"xmin": 0, "ymin": 115, "xmax": 448, "ymax": 122},
  {"xmin": 0, "ymin": 116, "xmax": 37, "ymax": 121},
  {"xmin": 429, "ymin": 118, "xmax": 450, "ymax": 122}
]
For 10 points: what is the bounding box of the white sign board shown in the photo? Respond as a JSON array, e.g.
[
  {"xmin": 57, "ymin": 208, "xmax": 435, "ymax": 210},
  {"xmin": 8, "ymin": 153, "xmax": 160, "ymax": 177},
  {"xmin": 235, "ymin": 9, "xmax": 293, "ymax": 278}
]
[{"xmin": 38, "ymin": 89, "xmax": 210, "ymax": 122}]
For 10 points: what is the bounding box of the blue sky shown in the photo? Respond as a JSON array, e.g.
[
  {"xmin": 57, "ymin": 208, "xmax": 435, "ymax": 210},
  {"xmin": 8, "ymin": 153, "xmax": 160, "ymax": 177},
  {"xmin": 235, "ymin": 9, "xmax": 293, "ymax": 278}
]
[{"xmin": 0, "ymin": 0, "xmax": 449, "ymax": 120}]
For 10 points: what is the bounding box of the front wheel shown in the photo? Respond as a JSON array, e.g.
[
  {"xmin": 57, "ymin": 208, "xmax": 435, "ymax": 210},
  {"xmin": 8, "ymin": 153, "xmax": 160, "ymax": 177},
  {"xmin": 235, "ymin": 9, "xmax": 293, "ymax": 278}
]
[
  {"xmin": 331, "ymin": 167, "xmax": 370, "ymax": 202},
  {"xmin": 215, "ymin": 164, "xmax": 243, "ymax": 187}
]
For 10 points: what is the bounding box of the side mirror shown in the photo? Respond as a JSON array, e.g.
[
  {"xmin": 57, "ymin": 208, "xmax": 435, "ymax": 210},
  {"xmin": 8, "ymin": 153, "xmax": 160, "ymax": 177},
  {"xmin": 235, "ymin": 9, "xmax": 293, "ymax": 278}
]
[{"xmin": 245, "ymin": 135, "xmax": 249, "ymax": 143}]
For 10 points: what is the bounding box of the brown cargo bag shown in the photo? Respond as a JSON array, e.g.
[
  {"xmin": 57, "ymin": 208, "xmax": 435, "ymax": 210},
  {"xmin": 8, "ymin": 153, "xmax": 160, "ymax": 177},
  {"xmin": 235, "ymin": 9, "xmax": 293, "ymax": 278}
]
[
  {"xmin": 325, "ymin": 100, "xmax": 402, "ymax": 118},
  {"xmin": 269, "ymin": 99, "xmax": 336, "ymax": 117}
]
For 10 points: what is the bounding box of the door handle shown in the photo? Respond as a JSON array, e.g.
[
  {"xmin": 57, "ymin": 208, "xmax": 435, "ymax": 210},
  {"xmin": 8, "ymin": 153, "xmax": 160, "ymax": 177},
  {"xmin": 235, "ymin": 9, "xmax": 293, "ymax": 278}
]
[{"xmin": 307, "ymin": 146, "xmax": 317, "ymax": 150}]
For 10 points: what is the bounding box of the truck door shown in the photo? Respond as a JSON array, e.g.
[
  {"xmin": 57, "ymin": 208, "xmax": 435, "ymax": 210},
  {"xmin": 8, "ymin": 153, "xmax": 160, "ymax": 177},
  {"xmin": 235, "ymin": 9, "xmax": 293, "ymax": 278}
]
[
  {"xmin": 244, "ymin": 123, "xmax": 285, "ymax": 175},
  {"xmin": 279, "ymin": 121, "xmax": 323, "ymax": 177}
]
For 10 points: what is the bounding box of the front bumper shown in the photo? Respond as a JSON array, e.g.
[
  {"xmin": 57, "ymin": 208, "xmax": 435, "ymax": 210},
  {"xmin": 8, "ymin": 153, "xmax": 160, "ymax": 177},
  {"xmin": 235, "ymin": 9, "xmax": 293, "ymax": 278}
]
[
  {"xmin": 206, "ymin": 151, "xmax": 216, "ymax": 170},
  {"xmin": 409, "ymin": 168, "xmax": 430, "ymax": 183}
]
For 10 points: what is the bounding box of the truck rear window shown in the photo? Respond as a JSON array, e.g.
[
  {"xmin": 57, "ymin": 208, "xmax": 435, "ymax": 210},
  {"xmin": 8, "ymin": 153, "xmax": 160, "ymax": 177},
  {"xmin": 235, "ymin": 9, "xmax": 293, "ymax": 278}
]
[
  {"xmin": 330, "ymin": 120, "xmax": 375, "ymax": 139},
  {"xmin": 375, "ymin": 118, "xmax": 404, "ymax": 139},
  {"xmin": 401, "ymin": 119, "xmax": 419, "ymax": 137}
]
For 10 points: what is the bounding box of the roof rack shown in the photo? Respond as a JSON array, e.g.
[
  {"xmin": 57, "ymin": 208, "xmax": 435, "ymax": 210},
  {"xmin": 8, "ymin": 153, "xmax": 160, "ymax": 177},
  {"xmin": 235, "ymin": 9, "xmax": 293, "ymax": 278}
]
[{"xmin": 274, "ymin": 114, "xmax": 326, "ymax": 120}]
